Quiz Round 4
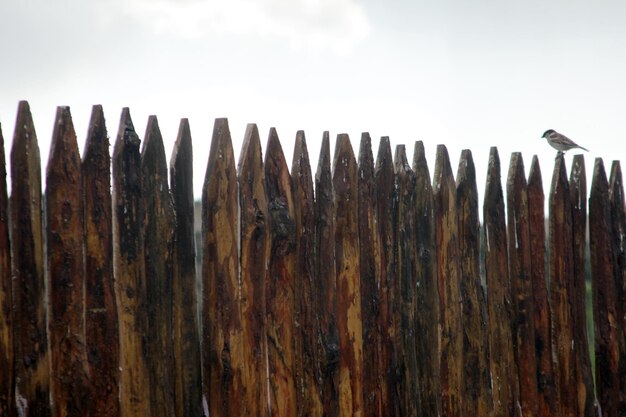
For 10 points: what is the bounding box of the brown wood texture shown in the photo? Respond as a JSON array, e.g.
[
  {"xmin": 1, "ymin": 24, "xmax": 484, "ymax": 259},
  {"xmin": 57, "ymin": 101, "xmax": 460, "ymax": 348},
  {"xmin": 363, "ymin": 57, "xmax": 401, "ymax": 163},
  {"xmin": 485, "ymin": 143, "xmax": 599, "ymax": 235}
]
[
  {"xmin": 0, "ymin": 123, "xmax": 14, "ymax": 417},
  {"xmin": 315, "ymin": 132, "xmax": 339, "ymax": 417},
  {"xmin": 394, "ymin": 145, "xmax": 420, "ymax": 417},
  {"xmin": 356, "ymin": 133, "xmax": 382, "ymax": 417},
  {"xmin": 483, "ymin": 147, "xmax": 519, "ymax": 417},
  {"xmin": 412, "ymin": 141, "xmax": 440, "ymax": 417},
  {"xmin": 506, "ymin": 153, "xmax": 538, "ymax": 417},
  {"xmin": 569, "ymin": 155, "xmax": 598, "ymax": 417},
  {"xmin": 112, "ymin": 108, "xmax": 150, "ymax": 417},
  {"xmin": 527, "ymin": 156, "xmax": 557, "ymax": 417},
  {"xmin": 169, "ymin": 119, "xmax": 202, "ymax": 417},
  {"xmin": 374, "ymin": 137, "xmax": 398, "ymax": 417},
  {"xmin": 238, "ymin": 124, "xmax": 269, "ymax": 416},
  {"xmin": 202, "ymin": 118, "xmax": 244, "ymax": 417},
  {"xmin": 589, "ymin": 158, "xmax": 622, "ymax": 417},
  {"xmin": 549, "ymin": 153, "xmax": 578, "ymax": 417},
  {"xmin": 333, "ymin": 134, "xmax": 364, "ymax": 417},
  {"xmin": 46, "ymin": 107, "xmax": 91, "ymax": 417},
  {"xmin": 265, "ymin": 128, "xmax": 297, "ymax": 417},
  {"xmin": 433, "ymin": 145, "xmax": 462, "ymax": 417},
  {"xmin": 291, "ymin": 131, "xmax": 323, "ymax": 416},
  {"xmin": 456, "ymin": 150, "xmax": 492, "ymax": 417},
  {"xmin": 10, "ymin": 101, "xmax": 51, "ymax": 417}
]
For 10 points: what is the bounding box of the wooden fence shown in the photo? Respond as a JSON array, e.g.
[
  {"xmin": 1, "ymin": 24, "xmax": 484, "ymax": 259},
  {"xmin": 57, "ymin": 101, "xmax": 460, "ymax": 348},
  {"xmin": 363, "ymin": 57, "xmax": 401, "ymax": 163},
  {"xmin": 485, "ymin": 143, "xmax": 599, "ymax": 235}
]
[{"xmin": 0, "ymin": 101, "xmax": 625, "ymax": 417}]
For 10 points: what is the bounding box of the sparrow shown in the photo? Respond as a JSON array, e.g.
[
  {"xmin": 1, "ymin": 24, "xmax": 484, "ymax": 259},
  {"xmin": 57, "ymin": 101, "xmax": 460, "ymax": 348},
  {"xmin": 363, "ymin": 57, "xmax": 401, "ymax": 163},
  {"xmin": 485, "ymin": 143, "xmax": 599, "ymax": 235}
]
[{"xmin": 541, "ymin": 129, "xmax": 589, "ymax": 152}]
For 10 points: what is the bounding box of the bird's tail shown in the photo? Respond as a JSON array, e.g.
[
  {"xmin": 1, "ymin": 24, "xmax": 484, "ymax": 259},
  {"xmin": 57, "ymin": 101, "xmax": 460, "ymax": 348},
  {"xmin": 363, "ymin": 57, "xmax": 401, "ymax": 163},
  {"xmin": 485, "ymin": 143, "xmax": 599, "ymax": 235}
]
[{"xmin": 579, "ymin": 145, "xmax": 589, "ymax": 152}]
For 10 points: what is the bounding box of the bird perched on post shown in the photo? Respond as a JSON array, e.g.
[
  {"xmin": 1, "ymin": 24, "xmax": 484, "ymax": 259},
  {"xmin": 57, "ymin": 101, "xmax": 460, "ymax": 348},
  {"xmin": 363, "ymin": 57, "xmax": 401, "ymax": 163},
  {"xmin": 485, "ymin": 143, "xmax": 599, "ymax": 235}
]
[{"xmin": 541, "ymin": 129, "xmax": 589, "ymax": 152}]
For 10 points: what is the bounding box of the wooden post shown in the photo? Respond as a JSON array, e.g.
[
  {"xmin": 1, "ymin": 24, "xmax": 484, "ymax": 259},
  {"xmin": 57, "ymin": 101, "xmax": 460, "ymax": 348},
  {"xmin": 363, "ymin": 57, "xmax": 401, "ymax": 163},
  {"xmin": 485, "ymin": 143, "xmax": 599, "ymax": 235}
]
[
  {"xmin": 333, "ymin": 134, "xmax": 364, "ymax": 417},
  {"xmin": 46, "ymin": 107, "xmax": 91, "ymax": 417},
  {"xmin": 527, "ymin": 156, "xmax": 557, "ymax": 417},
  {"xmin": 394, "ymin": 145, "xmax": 420, "ymax": 417},
  {"xmin": 238, "ymin": 124, "xmax": 269, "ymax": 416},
  {"xmin": 483, "ymin": 147, "xmax": 519, "ymax": 417},
  {"xmin": 569, "ymin": 155, "xmax": 598, "ymax": 417},
  {"xmin": 357, "ymin": 133, "xmax": 382, "ymax": 416},
  {"xmin": 433, "ymin": 144, "xmax": 462, "ymax": 417},
  {"xmin": 315, "ymin": 132, "xmax": 339, "ymax": 416},
  {"xmin": 589, "ymin": 158, "xmax": 622, "ymax": 417},
  {"xmin": 170, "ymin": 119, "xmax": 202, "ymax": 417},
  {"xmin": 291, "ymin": 131, "xmax": 323, "ymax": 416},
  {"xmin": 507, "ymin": 153, "xmax": 538, "ymax": 417},
  {"xmin": 201, "ymin": 119, "xmax": 243, "ymax": 417},
  {"xmin": 265, "ymin": 128, "xmax": 297, "ymax": 417},
  {"xmin": 457, "ymin": 150, "xmax": 492, "ymax": 417},
  {"xmin": 10, "ymin": 101, "xmax": 51, "ymax": 417},
  {"xmin": 413, "ymin": 141, "xmax": 440, "ymax": 417},
  {"xmin": 112, "ymin": 108, "xmax": 150, "ymax": 417}
]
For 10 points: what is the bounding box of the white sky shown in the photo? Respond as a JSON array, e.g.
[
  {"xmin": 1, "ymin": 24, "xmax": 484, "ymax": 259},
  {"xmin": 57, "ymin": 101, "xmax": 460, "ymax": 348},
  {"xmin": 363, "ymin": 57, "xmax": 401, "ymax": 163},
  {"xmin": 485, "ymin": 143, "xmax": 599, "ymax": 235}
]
[{"xmin": 1, "ymin": 0, "xmax": 625, "ymax": 203}]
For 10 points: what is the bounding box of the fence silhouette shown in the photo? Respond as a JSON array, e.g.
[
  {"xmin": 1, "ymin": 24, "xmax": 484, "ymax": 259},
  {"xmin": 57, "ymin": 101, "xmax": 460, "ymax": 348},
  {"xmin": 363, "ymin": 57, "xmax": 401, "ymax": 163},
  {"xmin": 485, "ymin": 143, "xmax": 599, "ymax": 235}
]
[{"xmin": 0, "ymin": 101, "xmax": 625, "ymax": 417}]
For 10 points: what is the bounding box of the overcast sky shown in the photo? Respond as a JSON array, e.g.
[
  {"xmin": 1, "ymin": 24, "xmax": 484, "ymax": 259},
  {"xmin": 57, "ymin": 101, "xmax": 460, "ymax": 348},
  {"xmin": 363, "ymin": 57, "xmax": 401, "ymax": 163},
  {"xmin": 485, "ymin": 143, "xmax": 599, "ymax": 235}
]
[{"xmin": 1, "ymin": 0, "xmax": 625, "ymax": 202}]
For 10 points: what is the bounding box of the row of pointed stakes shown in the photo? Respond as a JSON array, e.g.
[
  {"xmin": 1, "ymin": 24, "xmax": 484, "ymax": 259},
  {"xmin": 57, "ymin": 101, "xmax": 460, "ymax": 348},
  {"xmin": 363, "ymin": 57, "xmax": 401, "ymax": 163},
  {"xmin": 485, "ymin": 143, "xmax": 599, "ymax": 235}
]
[{"xmin": 0, "ymin": 100, "xmax": 624, "ymax": 417}]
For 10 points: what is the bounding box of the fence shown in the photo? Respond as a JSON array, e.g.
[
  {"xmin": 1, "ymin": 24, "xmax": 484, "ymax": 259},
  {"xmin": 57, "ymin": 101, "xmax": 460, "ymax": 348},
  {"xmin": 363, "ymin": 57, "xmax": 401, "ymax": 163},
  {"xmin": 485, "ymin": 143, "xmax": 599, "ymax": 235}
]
[{"xmin": 0, "ymin": 100, "xmax": 625, "ymax": 417}]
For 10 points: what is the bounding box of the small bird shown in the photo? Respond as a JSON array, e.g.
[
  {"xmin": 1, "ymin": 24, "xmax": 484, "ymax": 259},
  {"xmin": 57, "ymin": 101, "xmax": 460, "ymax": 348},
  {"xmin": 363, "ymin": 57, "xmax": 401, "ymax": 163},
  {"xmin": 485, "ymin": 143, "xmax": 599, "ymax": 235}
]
[{"xmin": 541, "ymin": 129, "xmax": 589, "ymax": 152}]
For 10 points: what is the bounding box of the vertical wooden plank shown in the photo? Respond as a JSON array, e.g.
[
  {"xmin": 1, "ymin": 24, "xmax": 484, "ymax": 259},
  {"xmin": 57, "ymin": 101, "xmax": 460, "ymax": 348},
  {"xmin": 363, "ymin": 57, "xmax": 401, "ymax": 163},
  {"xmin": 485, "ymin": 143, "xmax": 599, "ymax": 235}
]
[
  {"xmin": 333, "ymin": 134, "xmax": 364, "ymax": 417},
  {"xmin": 483, "ymin": 147, "xmax": 519, "ymax": 417},
  {"xmin": 315, "ymin": 132, "xmax": 339, "ymax": 417},
  {"xmin": 506, "ymin": 153, "xmax": 538, "ymax": 417},
  {"xmin": 169, "ymin": 119, "xmax": 202, "ymax": 417},
  {"xmin": 265, "ymin": 128, "xmax": 297, "ymax": 417},
  {"xmin": 202, "ymin": 118, "xmax": 243, "ymax": 417},
  {"xmin": 356, "ymin": 133, "xmax": 381, "ymax": 417},
  {"xmin": 433, "ymin": 144, "xmax": 462, "ymax": 417},
  {"xmin": 46, "ymin": 107, "xmax": 91, "ymax": 417},
  {"xmin": 412, "ymin": 141, "xmax": 440, "ymax": 417},
  {"xmin": 0, "ymin": 122, "xmax": 14, "ymax": 417},
  {"xmin": 456, "ymin": 150, "xmax": 492, "ymax": 417},
  {"xmin": 394, "ymin": 145, "xmax": 420, "ymax": 417},
  {"xmin": 10, "ymin": 101, "xmax": 51, "ymax": 417},
  {"xmin": 291, "ymin": 131, "xmax": 323, "ymax": 416},
  {"xmin": 527, "ymin": 156, "xmax": 557, "ymax": 417},
  {"xmin": 608, "ymin": 161, "xmax": 626, "ymax": 415},
  {"xmin": 569, "ymin": 156, "xmax": 598, "ymax": 417},
  {"xmin": 589, "ymin": 158, "xmax": 621, "ymax": 417},
  {"xmin": 238, "ymin": 124, "xmax": 269, "ymax": 416},
  {"xmin": 549, "ymin": 152, "xmax": 578, "ymax": 417},
  {"xmin": 374, "ymin": 137, "xmax": 398, "ymax": 417},
  {"xmin": 112, "ymin": 108, "xmax": 150, "ymax": 417}
]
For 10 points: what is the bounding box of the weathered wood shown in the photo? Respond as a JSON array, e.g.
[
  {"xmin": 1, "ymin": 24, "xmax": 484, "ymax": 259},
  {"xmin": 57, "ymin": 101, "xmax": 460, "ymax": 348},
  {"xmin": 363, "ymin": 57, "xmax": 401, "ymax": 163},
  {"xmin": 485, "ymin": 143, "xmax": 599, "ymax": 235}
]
[
  {"xmin": 357, "ymin": 133, "xmax": 382, "ymax": 416},
  {"xmin": 291, "ymin": 131, "xmax": 323, "ymax": 416},
  {"xmin": 0, "ymin": 123, "xmax": 14, "ymax": 417},
  {"xmin": 483, "ymin": 147, "xmax": 519, "ymax": 417},
  {"xmin": 412, "ymin": 141, "xmax": 440, "ymax": 417},
  {"xmin": 433, "ymin": 144, "xmax": 462, "ymax": 417},
  {"xmin": 374, "ymin": 137, "xmax": 398, "ymax": 417},
  {"xmin": 456, "ymin": 149, "xmax": 492, "ymax": 417},
  {"xmin": 112, "ymin": 108, "xmax": 150, "ymax": 417},
  {"xmin": 169, "ymin": 119, "xmax": 202, "ymax": 417},
  {"xmin": 202, "ymin": 118, "xmax": 244, "ymax": 417},
  {"xmin": 608, "ymin": 161, "xmax": 626, "ymax": 415},
  {"xmin": 265, "ymin": 128, "xmax": 297, "ymax": 417},
  {"xmin": 394, "ymin": 145, "xmax": 420, "ymax": 417},
  {"xmin": 46, "ymin": 107, "xmax": 91, "ymax": 417},
  {"xmin": 315, "ymin": 132, "xmax": 339, "ymax": 416},
  {"xmin": 506, "ymin": 153, "xmax": 538, "ymax": 417},
  {"xmin": 238, "ymin": 124, "xmax": 269, "ymax": 416},
  {"xmin": 589, "ymin": 158, "xmax": 622, "ymax": 417},
  {"xmin": 569, "ymin": 155, "xmax": 598, "ymax": 417},
  {"xmin": 549, "ymin": 152, "xmax": 578, "ymax": 417},
  {"xmin": 10, "ymin": 101, "xmax": 51, "ymax": 417},
  {"xmin": 527, "ymin": 156, "xmax": 557, "ymax": 417},
  {"xmin": 333, "ymin": 134, "xmax": 364, "ymax": 417}
]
